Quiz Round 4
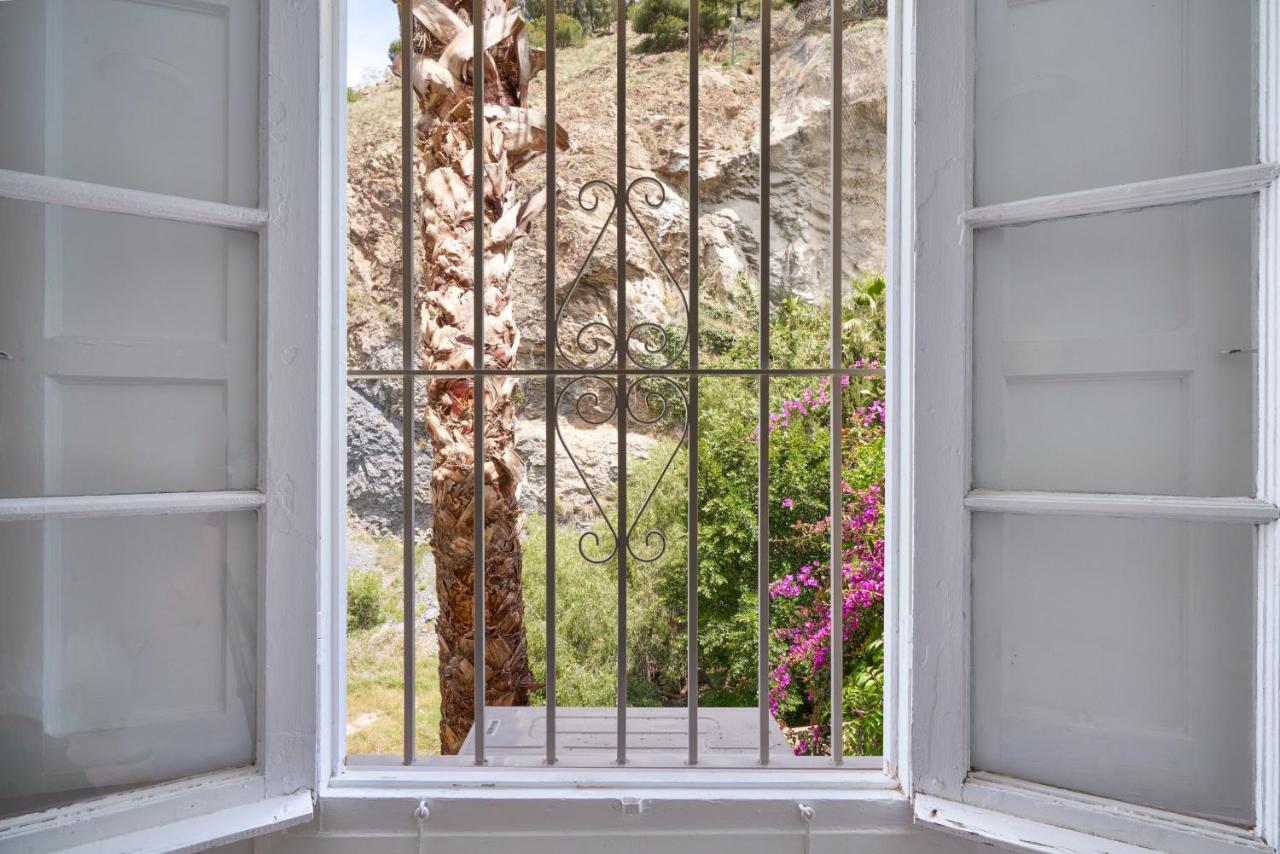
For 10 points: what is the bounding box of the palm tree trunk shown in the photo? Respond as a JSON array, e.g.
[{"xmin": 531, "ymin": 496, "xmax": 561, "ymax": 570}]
[{"xmin": 404, "ymin": 0, "xmax": 565, "ymax": 754}]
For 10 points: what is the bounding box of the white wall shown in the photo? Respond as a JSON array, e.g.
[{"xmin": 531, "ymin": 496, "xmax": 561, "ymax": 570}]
[{"xmin": 255, "ymin": 796, "xmax": 995, "ymax": 854}]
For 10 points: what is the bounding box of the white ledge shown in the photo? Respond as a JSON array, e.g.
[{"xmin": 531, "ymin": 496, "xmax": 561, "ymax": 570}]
[
  {"xmin": 0, "ymin": 490, "xmax": 267, "ymax": 522},
  {"xmin": 0, "ymin": 168, "xmax": 269, "ymax": 232},
  {"xmin": 916, "ymin": 795, "xmax": 1155, "ymax": 854},
  {"xmin": 965, "ymin": 490, "xmax": 1280, "ymax": 524},
  {"xmin": 964, "ymin": 163, "xmax": 1280, "ymax": 229},
  {"xmin": 58, "ymin": 792, "xmax": 312, "ymax": 854}
]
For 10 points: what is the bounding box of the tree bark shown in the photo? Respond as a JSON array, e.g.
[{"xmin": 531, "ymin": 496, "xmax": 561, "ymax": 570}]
[{"xmin": 404, "ymin": 0, "xmax": 566, "ymax": 754}]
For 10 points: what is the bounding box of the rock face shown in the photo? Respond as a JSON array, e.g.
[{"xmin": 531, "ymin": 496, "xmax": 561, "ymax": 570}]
[
  {"xmin": 346, "ymin": 385, "xmax": 432, "ymax": 537},
  {"xmin": 345, "ymin": 19, "xmax": 887, "ymax": 534}
]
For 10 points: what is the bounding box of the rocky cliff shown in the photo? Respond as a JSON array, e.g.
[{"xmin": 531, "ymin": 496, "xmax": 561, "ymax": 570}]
[{"xmin": 346, "ymin": 17, "xmax": 887, "ymax": 536}]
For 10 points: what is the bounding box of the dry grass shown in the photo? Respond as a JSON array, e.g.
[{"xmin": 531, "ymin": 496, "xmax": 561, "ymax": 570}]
[{"xmin": 345, "ymin": 527, "xmax": 444, "ymax": 757}]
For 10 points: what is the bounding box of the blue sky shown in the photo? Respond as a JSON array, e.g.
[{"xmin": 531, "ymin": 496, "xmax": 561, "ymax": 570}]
[{"xmin": 347, "ymin": 0, "xmax": 400, "ymax": 87}]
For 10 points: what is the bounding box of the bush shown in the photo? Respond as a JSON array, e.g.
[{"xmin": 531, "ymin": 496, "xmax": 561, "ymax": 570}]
[
  {"xmin": 528, "ymin": 14, "xmax": 586, "ymax": 48},
  {"xmin": 632, "ymin": 0, "xmax": 730, "ymax": 52},
  {"xmin": 348, "ymin": 567, "xmax": 387, "ymax": 631},
  {"xmin": 347, "ymin": 87, "xmax": 363, "ymax": 103},
  {"xmin": 518, "ymin": 274, "xmax": 889, "ymax": 754}
]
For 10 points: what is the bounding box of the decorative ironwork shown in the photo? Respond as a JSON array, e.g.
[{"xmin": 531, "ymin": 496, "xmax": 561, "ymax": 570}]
[
  {"xmin": 554, "ymin": 180, "xmax": 620, "ymax": 371},
  {"xmin": 554, "ymin": 374, "xmax": 620, "ymax": 565},
  {"xmin": 623, "ymin": 176, "xmax": 690, "ymax": 371},
  {"xmin": 623, "ymin": 375, "xmax": 688, "ymax": 563},
  {"xmin": 551, "ymin": 175, "xmax": 692, "ymax": 569},
  {"xmin": 553, "ymin": 177, "xmax": 691, "ymax": 372}
]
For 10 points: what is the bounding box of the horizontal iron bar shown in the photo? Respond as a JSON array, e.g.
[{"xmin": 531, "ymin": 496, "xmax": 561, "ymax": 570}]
[{"xmin": 347, "ymin": 367, "xmax": 885, "ymax": 378}]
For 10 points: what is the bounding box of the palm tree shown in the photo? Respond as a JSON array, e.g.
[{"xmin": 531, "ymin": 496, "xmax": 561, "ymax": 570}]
[{"xmin": 403, "ymin": 0, "xmax": 567, "ymax": 754}]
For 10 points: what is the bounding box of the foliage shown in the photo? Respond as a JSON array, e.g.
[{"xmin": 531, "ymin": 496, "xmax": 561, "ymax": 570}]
[
  {"xmin": 631, "ymin": 0, "xmax": 730, "ymax": 52},
  {"xmin": 347, "ymin": 86, "xmax": 363, "ymax": 103},
  {"xmin": 348, "ymin": 566, "xmax": 388, "ymax": 631},
  {"xmin": 528, "ymin": 14, "xmax": 587, "ymax": 48},
  {"xmin": 387, "ymin": 38, "xmax": 401, "ymax": 61},
  {"xmin": 521, "ymin": 275, "xmax": 888, "ymax": 755},
  {"xmin": 524, "ymin": 0, "xmax": 615, "ymax": 32}
]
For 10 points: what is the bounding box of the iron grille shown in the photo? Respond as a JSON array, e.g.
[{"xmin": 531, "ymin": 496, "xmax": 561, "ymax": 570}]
[{"xmin": 347, "ymin": 0, "xmax": 885, "ymax": 768}]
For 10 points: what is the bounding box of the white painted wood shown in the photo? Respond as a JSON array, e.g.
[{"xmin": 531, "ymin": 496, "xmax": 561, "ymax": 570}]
[
  {"xmin": 0, "ymin": 491, "xmax": 266, "ymax": 522},
  {"xmin": 971, "ymin": 513, "xmax": 1255, "ymax": 824},
  {"xmin": 907, "ymin": 0, "xmax": 971, "ymax": 803},
  {"xmin": 0, "ymin": 769, "xmax": 266, "ymax": 854},
  {"xmin": 972, "ymin": 197, "xmax": 1256, "ymax": 498},
  {"xmin": 1257, "ymin": 1, "xmax": 1280, "ymax": 847},
  {"xmin": 0, "ymin": 0, "xmax": 322, "ymax": 848},
  {"xmin": 972, "ymin": 0, "xmax": 1255, "ymax": 207},
  {"xmin": 259, "ymin": 0, "xmax": 324, "ymax": 800},
  {"xmin": 0, "ymin": 0, "xmax": 260, "ymax": 208},
  {"xmin": 320, "ymin": 0, "xmax": 349, "ymax": 787},
  {"xmin": 279, "ymin": 787, "xmax": 988, "ymax": 854},
  {"xmin": 0, "ymin": 170, "xmax": 267, "ymax": 232},
  {"xmin": 916, "ymin": 795, "xmax": 1154, "ymax": 854},
  {"xmin": 911, "ymin": 0, "xmax": 1280, "ymax": 849},
  {"xmin": 0, "ymin": 203, "xmax": 260, "ymax": 500},
  {"xmin": 965, "ymin": 490, "xmax": 1279, "ymax": 524},
  {"xmin": 0, "ymin": 511, "xmax": 259, "ymax": 819},
  {"xmin": 965, "ymin": 163, "xmax": 1280, "ymax": 230},
  {"xmin": 881, "ymin": 0, "xmax": 911, "ymax": 790},
  {"xmin": 961, "ymin": 774, "xmax": 1271, "ymax": 854},
  {"xmin": 54, "ymin": 792, "xmax": 312, "ymax": 854}
]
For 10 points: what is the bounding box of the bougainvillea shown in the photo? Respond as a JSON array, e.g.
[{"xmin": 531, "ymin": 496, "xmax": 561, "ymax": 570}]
[{"xmin": 761, "ymin": 366, "xmax": 886, "ymax": 755}]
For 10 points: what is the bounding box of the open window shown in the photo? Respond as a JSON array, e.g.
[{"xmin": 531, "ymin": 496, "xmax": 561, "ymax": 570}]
[
  {"xmin": 907, "ymin": 1, "xmax": 1280, "ymax": 851},
  {"xmin": 0, "ymin": 2, "xmax": 322, "ymax": 850}
]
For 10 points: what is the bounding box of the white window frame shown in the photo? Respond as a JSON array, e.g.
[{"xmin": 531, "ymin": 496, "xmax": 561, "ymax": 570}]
[
  {"xmin": 906, "ymin": 2, "xmax": 1280, "ymax": 853},
  {"xmin": 0, "ymin": 2, "xmax": 324, "ymax": 850},
  {"xmin": 315, "ymin": 0, "xmax": 918, "ymax": 826}
]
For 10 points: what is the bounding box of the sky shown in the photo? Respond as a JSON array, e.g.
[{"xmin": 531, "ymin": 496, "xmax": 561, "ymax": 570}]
[{"xmin": 347, "ymin": 0, "xmax": 400, "ymax": 88}]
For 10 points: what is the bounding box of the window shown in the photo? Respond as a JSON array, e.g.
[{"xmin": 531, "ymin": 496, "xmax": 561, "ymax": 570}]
[
  {"xmin": 339, "ymin": 0, "xmax": 893, "ymax": 770},
  {"xmin": 908, "ymin": 1, "xmax": 1280, "ymax": 851},
  {"xmin": 0, "ymin": 2, "xmax": 320, "ymax": 849}
]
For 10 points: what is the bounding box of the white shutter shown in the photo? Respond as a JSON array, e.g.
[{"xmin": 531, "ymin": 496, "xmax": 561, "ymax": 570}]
[
  {"xmin": 906, "ymin": 1, "xmax": 1280, "ymax": 851},
  {"xmin": 0, "ymin": 0, "xmax": 324, "ymax": 850}
]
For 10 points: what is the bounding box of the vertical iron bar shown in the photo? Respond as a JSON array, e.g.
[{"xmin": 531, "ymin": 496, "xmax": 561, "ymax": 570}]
[
  {"xmin": 687, "ymin": 0, "xmax": 700, "ymax": 767},
  {"xmin": 472, "ymin": 0, "xmax": 487, "ymax": 767},
  {"xmin": 829, "ymin": 0, "xmax": 844, "ymax": 767},
  {"xmin": 545, "ymin": 0, "xmax": 558, "ymax": 767},
  {"xmin": 615, "ymin": 0, "xmax": 629, "ymax": 766},
  {"xmin": 399, "ymin": 0, "xmax": 416, "ymax": 768},
  {"xmin": 757, "ymin": 0, "xmax": 772, "ymax": 767}
]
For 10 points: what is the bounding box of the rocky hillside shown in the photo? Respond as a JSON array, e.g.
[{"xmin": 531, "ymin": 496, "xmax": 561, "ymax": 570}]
[{"xmin": 346, "ymin": 16, "xmax": 887, "ymax": 537}]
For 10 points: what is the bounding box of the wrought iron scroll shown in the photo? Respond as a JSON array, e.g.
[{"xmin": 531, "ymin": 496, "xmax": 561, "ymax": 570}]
[
  {"xmin": 554, "ymin": 375, "xmax": 620, "ymax": 564},
  {"xmin": 552, "ymin": 174, "xmax": 692, "ymax": 568},
  {"xmin": 623, "ymin": 375, "xmax": 688, "ymax": 563},
  {"xmin": 553, "ymin": 177, "xmax": 691, "ymax": 371},
  {"xmin": 553, "ymin": 374, "xmax": 689, "ymax": 567},
  {"xmin": 623, "ymin": 177, "xmax": 691, "ymax": 370},
  {"xmin": 553, "ymin": 181, "xmax": 620, "ymax": 370}
]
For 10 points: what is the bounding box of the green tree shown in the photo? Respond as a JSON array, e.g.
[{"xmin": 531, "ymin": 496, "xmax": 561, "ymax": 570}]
[{"xmin": 632, "ymin": 0, "xmax": 729, "ymax": 52}]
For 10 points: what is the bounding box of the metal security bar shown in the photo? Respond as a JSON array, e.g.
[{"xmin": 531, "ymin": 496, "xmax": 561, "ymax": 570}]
[{"xmin": 349, "ymin": 0, "xmax": 883, "ymax": 768}]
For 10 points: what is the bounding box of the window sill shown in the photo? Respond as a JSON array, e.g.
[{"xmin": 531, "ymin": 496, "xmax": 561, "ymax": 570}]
[{"xmin": 309, "ymin": 769, "xmax": 912, "ymax": 846}]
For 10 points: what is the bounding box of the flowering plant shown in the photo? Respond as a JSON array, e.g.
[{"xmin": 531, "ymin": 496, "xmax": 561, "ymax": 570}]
[{"xmin": 763, "ymin": 361, "xmax": 886, "ymax": 755}]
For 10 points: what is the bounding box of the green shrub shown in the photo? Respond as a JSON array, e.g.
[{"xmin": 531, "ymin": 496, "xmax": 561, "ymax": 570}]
[
  {"xmin": 347, "ymin": 87, "xmax": 363, "ymax": 103},
  {"xmin": 632, "ymin": 0, "xmax": 730, "ymax": 52},
  {"xmin": 528, "ymin": 14, "xmax": 586, "ymax": 48},
  {"xmin": 517, "ymin": 274, "xmax": 888, "ymax": 753},
  {"xmin": 387, "ymin": 38, "xmax": 401, "ymax": 61},
  {"xmin": 348, "ymin": 567, "xmax": 387, "ymax": 631}
]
